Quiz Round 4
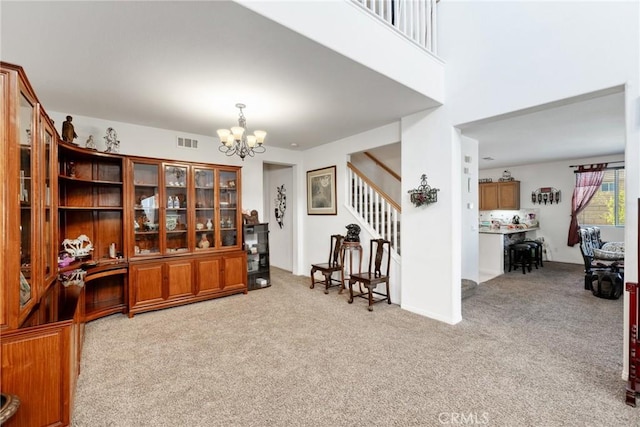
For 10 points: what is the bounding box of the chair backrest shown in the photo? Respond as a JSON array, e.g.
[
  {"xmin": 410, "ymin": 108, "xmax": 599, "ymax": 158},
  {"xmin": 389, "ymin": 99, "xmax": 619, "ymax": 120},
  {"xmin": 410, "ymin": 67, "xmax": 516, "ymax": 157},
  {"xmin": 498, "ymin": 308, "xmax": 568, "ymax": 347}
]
[
  {"xmin": 328, "ymin": 234, "xmax": 344, "ymax": 266},
  {"xmin": 578, "ymin": 226, "xmax": 603, "ymax": 259},
  {"xmin": 367, "ymin": 239, "xmax": 391, "ymax": 277}
]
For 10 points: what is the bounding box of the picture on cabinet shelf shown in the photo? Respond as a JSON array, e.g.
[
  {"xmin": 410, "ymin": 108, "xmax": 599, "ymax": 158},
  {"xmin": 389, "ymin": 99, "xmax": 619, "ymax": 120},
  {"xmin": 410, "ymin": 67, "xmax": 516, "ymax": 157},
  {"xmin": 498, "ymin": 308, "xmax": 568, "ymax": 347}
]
[{"xmin": 104, "ymin": 127, "xmax": 120, "ymax": 153}]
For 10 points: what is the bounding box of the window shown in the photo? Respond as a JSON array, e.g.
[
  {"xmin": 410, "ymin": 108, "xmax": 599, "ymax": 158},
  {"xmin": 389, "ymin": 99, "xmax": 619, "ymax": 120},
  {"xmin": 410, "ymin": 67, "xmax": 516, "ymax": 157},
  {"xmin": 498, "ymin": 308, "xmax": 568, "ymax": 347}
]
[{"xmin": 578, "ymin": 168, "xmax": 625, "ymax": 226}]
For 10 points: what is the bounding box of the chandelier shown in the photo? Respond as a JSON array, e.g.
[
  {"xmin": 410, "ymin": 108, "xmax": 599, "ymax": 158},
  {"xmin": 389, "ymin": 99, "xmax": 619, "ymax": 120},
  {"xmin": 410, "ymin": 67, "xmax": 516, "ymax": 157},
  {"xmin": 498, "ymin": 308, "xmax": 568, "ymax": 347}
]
[{"xmin": 216, "ymin": 103, "xmax": 266, "ymax": 160}]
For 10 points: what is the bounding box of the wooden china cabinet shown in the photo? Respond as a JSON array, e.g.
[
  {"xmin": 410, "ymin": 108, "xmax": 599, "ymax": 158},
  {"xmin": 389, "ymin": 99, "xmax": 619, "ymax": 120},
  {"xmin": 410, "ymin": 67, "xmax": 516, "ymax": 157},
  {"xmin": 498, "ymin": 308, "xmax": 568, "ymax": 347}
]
[
  {"xmin": 125, "ymin": 158, "xmax": 247, "ymax": 317},
  {"xmin": 1, "ymin": 62, "xmax": 249, "ymax": 426},
  {"xmin": 1, "ymin": 62, "xmax": 83, "ymax": 427},
  {"xmin": 58, "ymin": 141, "xmax": 128, "ymax": 322}
]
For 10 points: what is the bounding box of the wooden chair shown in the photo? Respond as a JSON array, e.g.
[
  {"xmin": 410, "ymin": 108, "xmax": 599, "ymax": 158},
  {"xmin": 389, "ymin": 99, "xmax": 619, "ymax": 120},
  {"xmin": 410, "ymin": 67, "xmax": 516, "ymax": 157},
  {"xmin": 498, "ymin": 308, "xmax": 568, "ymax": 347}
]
[
  {"xmin": 348, "ymin": 239, "xmax": 391, "ymax": 311},
  {"xmin": 310, "ymin": 234, "xmax": 344, "ymax": 294}
]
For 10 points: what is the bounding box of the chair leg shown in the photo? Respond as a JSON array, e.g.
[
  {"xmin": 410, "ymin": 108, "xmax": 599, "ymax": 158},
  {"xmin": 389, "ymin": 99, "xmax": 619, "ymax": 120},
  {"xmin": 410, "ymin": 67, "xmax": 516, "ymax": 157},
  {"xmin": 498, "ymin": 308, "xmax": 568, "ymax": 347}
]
[
  {"xmin": 310, "ymin": 267, "xmax": 316, "ymax": 289},
  {"xmin": 348, "ymin": 279, "xmax": 354, "ymax": 304},
  {"xmin": 322, "ymin": 272, "xmax": 332, "ymax": 294},
  {"xmin": 386, "ymin": 281, "xmax": 391, "ymax": 304},
  {"xmin": 368, "ymin": 286, "xmax": 374, "ymax": 311}
]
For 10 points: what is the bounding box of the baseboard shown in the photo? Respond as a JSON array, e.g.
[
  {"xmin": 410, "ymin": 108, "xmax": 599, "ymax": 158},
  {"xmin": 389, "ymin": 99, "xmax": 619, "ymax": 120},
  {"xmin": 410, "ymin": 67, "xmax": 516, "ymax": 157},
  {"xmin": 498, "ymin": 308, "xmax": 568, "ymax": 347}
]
[{"xmin": 401, "ymin": 304, "xmax": 462, "ymax": 325}]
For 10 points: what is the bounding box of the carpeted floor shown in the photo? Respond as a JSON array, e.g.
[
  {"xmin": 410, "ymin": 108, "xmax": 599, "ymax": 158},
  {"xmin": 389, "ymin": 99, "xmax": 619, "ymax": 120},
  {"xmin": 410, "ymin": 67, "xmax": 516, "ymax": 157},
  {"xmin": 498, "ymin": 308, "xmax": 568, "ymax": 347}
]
[{"xmin": 71, "ymin": 262, "xmax": 637, "ymax": 426}]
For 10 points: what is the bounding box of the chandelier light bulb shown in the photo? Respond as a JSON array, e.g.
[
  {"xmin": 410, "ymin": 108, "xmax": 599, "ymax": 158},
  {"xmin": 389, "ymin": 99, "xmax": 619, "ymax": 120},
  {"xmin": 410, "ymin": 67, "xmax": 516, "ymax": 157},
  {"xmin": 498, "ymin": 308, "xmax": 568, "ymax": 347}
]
[
  {"xmin": 230, "ymin": 126, "xmax": 244, "ymax": 141},
  {"xmin": 246, "ymin": 135, "xmax": 257, "ymax": 148},
  {"xmin": 216, "ymin": 128, "xmax": 231, "ymax": 144},
  {"xmin": 254, "ymin": 130, "xmax": 266, "ymax": 144}
]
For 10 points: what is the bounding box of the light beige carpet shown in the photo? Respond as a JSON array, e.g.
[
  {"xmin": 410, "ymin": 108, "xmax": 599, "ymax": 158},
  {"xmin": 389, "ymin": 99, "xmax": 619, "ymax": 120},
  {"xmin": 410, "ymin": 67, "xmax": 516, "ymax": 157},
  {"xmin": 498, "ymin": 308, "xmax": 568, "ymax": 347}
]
[{"xmin": 72, "ymin": 263, "xmax": 637, "ymax": 426}]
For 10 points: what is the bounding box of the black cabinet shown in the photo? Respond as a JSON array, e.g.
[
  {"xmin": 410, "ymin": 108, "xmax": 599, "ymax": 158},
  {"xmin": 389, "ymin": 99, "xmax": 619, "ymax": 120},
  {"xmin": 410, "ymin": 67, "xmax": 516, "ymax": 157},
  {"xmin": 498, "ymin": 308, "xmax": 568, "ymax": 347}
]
[{"xmin": 243, "ymin": 223, "xmax": 270, "ymax": 290}]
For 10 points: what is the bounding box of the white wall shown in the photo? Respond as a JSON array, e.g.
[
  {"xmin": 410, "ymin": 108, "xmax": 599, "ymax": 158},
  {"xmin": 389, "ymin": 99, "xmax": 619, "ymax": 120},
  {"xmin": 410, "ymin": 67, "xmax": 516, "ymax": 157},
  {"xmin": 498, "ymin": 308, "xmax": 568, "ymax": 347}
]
[
  {"xmin": 264, "ymin": 164, "xmax": 294, "ymax": 271},
  {"xmin": 300, "ymin": 122, "xmax": 403, "ymax": 304},
  {"xmin": 401, "ymin": 106, "xmax": 462, "ymax": 324},
  {"xmin": 461, "ymin": 134, "xmax": 479, "ymax": 284},
  {"xmin": 236, "ymin": 0, "xmax": 445, "ymax": 101},
  {"xmin": 440, "ymin": 0, "xmax": 639, "ymax": 376},
  {"xmin": 480, "ymin": 154, "xmax": 625, "ymax": 265}
]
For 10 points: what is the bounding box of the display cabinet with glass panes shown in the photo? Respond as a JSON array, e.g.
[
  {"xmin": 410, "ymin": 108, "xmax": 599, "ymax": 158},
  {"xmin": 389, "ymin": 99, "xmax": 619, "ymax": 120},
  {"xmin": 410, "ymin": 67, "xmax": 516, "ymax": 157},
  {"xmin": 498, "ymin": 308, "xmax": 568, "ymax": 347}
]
[
  {"xmin": 1, "ymin": 61, "xmax": 85, "ymax": 427},
  {"xmin": 125, "ymin": 158, "xmax": 246, "ymax": 317},
  {"xmin": 131, "ymin": 161, "xmax": 161, "ymax": 257},
  {"xmin": 218, "ymin": 169, "xmax": 239, "ymax": 248},
  {"xmin": 194, "ymin": 166, "xmax": 216, "ymax": 251},
  {"xmin": 164, "ymin": 164, "xmax": 189, "ymax": 254}
]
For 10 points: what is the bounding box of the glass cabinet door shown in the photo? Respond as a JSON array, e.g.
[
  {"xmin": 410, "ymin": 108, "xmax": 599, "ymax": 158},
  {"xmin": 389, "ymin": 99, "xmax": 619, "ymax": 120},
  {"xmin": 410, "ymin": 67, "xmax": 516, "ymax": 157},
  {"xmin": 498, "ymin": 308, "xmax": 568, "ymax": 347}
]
[
  {"xmin": 219, "ymin": 170, "xmax": 238, "ymax": 247},
  {"xmin": 194, "ymin": 167, "xmax": 215, "ymax": 251},
  {"xmin": 19, "ymin": 93, "xmax": 34, "ymax": 308},
  {"xmin": 42, "ymin": 121, "xmax": 55, "ymax": 283},
  {"xmin": 164, "ymin": 164, "xmax": 189, "ymax": 253},
  {"xmin": 133, "ymin": 162, "xmax": 160, "ymax": 256}
]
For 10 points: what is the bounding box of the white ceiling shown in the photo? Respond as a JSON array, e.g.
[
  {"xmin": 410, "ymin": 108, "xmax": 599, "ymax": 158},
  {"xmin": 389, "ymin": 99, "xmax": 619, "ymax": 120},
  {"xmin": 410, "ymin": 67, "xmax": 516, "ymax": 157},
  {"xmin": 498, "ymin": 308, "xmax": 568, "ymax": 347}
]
[
  {"xmin": 1, "ymin": 1, "xmax": 626, "ymax": 166},
  {"xmin": 0, "ymin": 1, "xmax": 438, "ymax": 151},
  {"xmin": 460, "ymin": 88, "xmax": 626, "ymax": 170}
]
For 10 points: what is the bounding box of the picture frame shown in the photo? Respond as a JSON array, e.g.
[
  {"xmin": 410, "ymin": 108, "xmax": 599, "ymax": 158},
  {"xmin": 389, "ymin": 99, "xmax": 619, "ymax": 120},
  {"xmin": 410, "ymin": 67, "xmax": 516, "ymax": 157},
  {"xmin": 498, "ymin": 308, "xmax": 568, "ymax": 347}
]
[{"xmin": 307, "ymin": 165, "xmax": 337, "ymax": 215}]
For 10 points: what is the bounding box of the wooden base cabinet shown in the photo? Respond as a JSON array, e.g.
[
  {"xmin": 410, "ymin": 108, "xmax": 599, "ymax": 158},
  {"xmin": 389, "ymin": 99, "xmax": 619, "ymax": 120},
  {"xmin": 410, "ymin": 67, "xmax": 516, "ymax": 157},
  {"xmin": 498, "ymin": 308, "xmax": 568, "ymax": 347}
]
[
  {"xmin": 1, "ymin": 283, "xmax": 83, "ymax": 427},
  {"xmin": 128, "ymin": 252, "xmax": 247, "ymax": 316}
]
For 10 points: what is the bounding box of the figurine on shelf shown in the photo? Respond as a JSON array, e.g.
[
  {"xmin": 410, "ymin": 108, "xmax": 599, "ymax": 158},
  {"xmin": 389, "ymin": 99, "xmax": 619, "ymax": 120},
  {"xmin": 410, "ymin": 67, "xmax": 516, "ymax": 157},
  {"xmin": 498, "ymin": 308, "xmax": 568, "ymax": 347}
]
[
  {"xmin": 104, "ymin": 127, "xmax": 120, "ymax": 153},
  {"xmin": 62, "ymin": 115, "xmax": 78, "ymax": 144},
  {"xmin": 344, "ymin": 223, "xmax": 361, "ymax": 242},
  {"xmin": 242, "ymin": 209, "xmax": 259, "ymax": 225},
  {"xmin": 206, "ymin": 219, "xmax": 213, "ymax": 230},
  {"xmin": 85, "ymin": 135, "xmax": 96, "ymax": 150},
  {"xmin": 198, "ymin": 234, "xmax": 210, "ymax": 249}
]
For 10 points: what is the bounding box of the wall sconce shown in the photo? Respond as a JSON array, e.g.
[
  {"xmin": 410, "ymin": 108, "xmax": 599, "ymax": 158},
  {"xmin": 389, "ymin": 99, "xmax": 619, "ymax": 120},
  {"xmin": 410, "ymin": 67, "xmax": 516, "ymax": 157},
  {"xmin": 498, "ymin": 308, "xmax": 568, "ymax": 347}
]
[
  {"xmin": 408, "ymin": 174, "xmax": 440, "ymax": 207},
  {"xmin": 532, "ymin": 187, "xmax": 560, "ymax": 205}
]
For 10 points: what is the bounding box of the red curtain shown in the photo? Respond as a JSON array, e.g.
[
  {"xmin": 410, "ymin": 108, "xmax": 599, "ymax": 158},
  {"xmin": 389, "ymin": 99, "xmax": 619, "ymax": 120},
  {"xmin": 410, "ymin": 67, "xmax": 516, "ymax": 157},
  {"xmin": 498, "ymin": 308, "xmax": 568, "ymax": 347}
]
[{"xmin": 567, "ymin": 163, "xmax": 607, "ymax": 246}]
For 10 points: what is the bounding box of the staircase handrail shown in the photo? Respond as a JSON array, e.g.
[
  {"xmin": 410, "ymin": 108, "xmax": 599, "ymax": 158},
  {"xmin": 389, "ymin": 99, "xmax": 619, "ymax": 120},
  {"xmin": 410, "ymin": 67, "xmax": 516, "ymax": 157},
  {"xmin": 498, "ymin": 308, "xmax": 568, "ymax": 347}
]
[
  {"xmin": 347, "ymin": 162, "xmax": 401, "ymax": 212},
  {"xmin": 364, "ymin": 151, "xmax": 401, "ymax": 182}
]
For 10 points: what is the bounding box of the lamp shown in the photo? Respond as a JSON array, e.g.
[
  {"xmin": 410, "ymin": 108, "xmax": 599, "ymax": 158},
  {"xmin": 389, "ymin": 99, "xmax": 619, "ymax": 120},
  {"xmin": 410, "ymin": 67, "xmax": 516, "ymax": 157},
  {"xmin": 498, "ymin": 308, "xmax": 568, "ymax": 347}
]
[{"xmin": 217, "ymin": 103, "xmax": 266, "ymax": 160}]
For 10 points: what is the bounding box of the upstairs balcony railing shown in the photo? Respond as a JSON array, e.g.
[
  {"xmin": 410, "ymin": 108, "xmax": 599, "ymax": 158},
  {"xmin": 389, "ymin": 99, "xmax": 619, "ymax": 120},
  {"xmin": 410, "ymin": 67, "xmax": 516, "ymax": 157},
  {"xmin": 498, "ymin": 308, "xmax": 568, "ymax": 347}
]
[{"xmin": 352, "ymin": 0, "xmax": 438, "ymax": 54}]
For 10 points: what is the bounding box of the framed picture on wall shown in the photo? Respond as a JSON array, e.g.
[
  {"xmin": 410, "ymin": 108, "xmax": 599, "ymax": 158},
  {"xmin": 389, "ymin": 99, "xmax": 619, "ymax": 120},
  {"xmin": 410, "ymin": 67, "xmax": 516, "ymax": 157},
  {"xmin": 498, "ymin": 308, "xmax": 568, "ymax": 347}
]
[{"xmin": 306, "ymin": 166, "xmax": 337, "ymax": 215}]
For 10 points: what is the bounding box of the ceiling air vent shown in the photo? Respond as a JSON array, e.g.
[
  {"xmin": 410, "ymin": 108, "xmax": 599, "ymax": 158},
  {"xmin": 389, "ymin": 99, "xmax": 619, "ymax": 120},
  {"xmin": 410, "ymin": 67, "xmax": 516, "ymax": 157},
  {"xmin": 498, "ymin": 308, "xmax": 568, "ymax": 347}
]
[{"xmin": 177, "ymin": 137, "xmax": 198, "ymax": 149}]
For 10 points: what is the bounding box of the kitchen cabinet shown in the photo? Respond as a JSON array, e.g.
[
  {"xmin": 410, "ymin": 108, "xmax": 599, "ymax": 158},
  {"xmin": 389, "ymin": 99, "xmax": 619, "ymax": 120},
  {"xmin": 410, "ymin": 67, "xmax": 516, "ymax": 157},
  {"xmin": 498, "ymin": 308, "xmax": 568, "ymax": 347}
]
[{"xmin": 479, "ymin": 181, "xmax": 520, "ymax": 210}]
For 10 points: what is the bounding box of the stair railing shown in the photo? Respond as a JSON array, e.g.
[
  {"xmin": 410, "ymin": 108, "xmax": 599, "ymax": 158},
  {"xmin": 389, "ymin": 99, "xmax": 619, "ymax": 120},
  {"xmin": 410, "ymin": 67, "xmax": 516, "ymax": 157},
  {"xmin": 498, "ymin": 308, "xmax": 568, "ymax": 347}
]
[
  {"xmin": 347, "ymin": 162, "xmax": 401, "ymax": 255},
  {"xmin": 352, "ymin": 0, "xmax": 438, "ymax": 54}
]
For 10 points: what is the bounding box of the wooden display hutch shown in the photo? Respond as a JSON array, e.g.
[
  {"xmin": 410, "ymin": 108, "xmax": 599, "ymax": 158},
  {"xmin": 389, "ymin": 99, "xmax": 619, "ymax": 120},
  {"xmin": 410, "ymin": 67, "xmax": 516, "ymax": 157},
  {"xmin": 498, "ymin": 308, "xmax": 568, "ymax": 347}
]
[
  {"xmin": 125, "ymin": 159, "xmax": 247, "ymax": 317},
  {"xmin": 0, "ymin": 62, "xmax": 248, "ymax": 426},
  {"xmin": 479, "ymin": 181, "xmax": 520, "ymax": 210},
  {"xmin": 58, "ymin": 141, "xmax": 128, "ymax": 322},
  {"xmin": 1, "ymin": 62, "xmax": 83, "ymax": 427}
]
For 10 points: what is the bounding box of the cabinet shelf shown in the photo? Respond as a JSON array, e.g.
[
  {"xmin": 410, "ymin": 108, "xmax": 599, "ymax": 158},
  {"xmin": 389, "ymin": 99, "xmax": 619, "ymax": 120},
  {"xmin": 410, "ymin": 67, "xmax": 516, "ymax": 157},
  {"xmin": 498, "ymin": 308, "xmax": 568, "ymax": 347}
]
[
  {"xmin": 59, "ymin": 175, "xmax": 123, "ymax": 185},
  {"xmin": 133, "ymin": 183, "xmax": 159, "ymax": 187},
  {"xmin": 59, "ymin": 206, "xmax": 123, "ymax": 210}
]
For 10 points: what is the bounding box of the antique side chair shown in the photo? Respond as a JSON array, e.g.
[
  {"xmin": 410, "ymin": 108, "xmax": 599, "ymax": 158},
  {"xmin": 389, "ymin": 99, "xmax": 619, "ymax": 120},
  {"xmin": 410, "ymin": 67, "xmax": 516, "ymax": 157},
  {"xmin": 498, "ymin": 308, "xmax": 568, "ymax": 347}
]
[
  {"xmin": 310, "ymin": 234, "xmax": 344, "ymax": 294},
  {"xmin": 348, "ymin": 238, "xmax": 391, "ymax": 311}
]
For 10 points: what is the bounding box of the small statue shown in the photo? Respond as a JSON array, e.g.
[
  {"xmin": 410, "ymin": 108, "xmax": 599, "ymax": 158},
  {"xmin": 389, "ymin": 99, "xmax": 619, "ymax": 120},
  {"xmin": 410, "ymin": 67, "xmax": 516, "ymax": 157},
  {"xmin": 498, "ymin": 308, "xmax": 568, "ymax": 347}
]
[
  {"xmin": 104, "ymin": 127, "xmax": 120, "ymax": 153},
  {"xmin": 62, "ymin": 115, "xmax": 78, "ymax": 143},
  {"xmin": 243, "ymin": 209, "xmax": 260, "ymax": 225},
  {"xmin": 198, "ymin": 234, "xmax": 210, "ymax": 249},
  {"xmin": 344, "ymin": 223, "xmax": 361, "ymax": 242},
  {"xmin": 85, "ymin": 135, "xmax": 96, "ymax": 150}
]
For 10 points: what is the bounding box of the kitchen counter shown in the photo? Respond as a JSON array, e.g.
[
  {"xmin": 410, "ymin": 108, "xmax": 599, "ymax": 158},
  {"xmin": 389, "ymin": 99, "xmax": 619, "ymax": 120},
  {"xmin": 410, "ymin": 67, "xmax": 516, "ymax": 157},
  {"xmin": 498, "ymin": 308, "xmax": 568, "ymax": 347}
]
[
  {"xmin": 478, "ymin": 227, "xmax": 540, "ymax": 282},
  {"xmin": 479, "ymin": 226, "xmax": 539, "ymax": 235}
]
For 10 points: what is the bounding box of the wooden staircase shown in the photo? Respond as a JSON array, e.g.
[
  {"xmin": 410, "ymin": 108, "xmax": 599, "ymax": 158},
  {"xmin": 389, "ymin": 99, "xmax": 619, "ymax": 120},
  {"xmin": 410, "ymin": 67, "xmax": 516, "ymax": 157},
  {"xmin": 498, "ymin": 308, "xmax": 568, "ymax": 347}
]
[{"xmin": 347, "ymin": 162, "xmax": 401, "ymax": 255}]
